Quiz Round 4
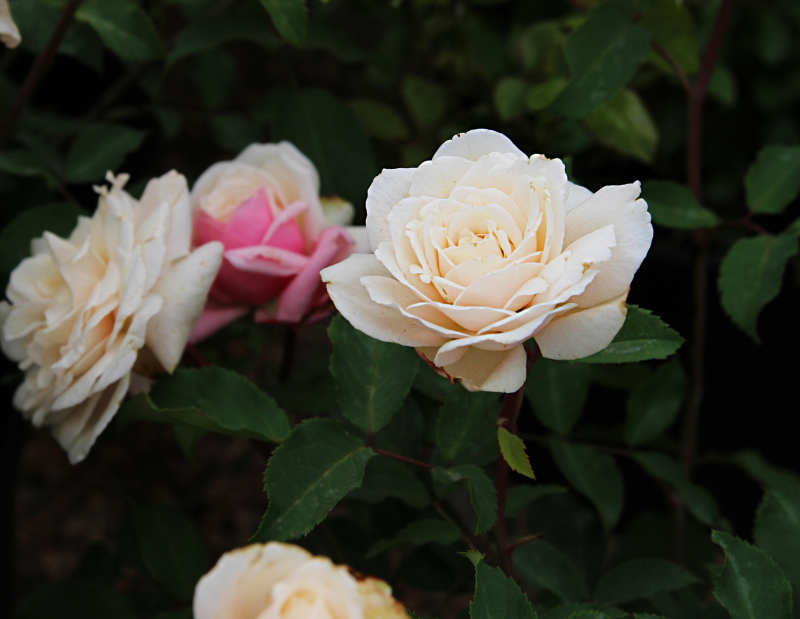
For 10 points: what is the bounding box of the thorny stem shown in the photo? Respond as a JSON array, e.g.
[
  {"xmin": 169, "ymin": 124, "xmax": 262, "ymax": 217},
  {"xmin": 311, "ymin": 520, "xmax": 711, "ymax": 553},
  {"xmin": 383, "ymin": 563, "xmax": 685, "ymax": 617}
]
[
  {"xmin": 0, "ymin": 0, "xmax": 84, "ymax": 149},
  {"xmin": 373, "ymin": 447, "xmax": 433, "ymax": 470}
]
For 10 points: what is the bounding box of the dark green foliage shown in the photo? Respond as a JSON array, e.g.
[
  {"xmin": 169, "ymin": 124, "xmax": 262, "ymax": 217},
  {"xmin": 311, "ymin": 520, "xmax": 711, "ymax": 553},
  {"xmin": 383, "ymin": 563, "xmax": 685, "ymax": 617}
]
[
  {"xmin": 642, "ymin": 181, "xmax": 720, "ymax": 229},
  {"xmin": 527, "ymin": 360, "xmax": 590, "ymax": 435},
  {"xmin": 433, "ymin": 465, "xmax": 497, "ymax": 534},
  {"xmin": 436, "ymin": 387, "xmax": 500, "ymax": 462},
  {"xmin": 593, "ymin": 559, "xmax": 699, "ymax": 605},
  {"xmin": 754, "ymin": 484, "xmax": 800, "ymax": 586},
  {"xmin": 16, "ymin": 582, "xmax": 135, "ymax": 619},
  {"xmin": 514, "ymin": 540, "xmax": 586, "ymax": 603},
  {"xmin": 470, "ymin": 560, "xmax": 538, "ymax": 619},
  {"xmin": 624, "ymin": 358, "xmax": 686, "ymax": 446}
]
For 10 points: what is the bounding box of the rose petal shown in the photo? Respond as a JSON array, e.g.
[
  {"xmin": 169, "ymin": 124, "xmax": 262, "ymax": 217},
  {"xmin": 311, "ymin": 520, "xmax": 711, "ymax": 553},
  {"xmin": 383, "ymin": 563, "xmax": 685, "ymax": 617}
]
[
  {"xmin": 190, "ymin": 305, "xmax": 249, "ymax": 343},
  {"xmin": 366, "ymin": 168, "xmax": 415, "ymax": 251},
  {"xmin": 433, "ymin": 129, "xmax": 526, "ymax": 162},
  {"xmin": 409, "ymin": 156, "xmax": 473, "ymax": 199},
  {"xmin": 1, "ymin": 0, "xmax": 22, "ymax": 49},
  {"xmin": 420, "ymin": 345, "xmax": 528, "ymax": 393},
  {"xmin": 454, "ymin": 262, "xmax": 543, "ymax": 310},
  {"xmin": 566, "ymin": 181, "xmax": 593, "ymax": 212},
  {"xmin": 345, "ymin": 226, "xmax": 371, "ymax": 253}
]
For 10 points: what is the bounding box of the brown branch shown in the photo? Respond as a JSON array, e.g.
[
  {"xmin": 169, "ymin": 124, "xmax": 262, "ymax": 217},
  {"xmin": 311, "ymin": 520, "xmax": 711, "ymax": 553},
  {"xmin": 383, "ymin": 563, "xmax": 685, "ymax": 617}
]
[
  {"xmin": 652, "ymin": 41, "xmax": 691, "ymax": 96},
  {"xmin": 0, "ymin": 0, "xmax": 84, "ymax": 149},
  {"xmin": 373, "ymin": 447, "xmax": 433, "ymax": 470}
]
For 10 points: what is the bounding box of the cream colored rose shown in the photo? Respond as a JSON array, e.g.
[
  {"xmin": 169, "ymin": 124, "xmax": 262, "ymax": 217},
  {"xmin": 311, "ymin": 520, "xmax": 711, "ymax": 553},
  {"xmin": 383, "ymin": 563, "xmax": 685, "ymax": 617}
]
[
  {"xmin": 321, "ymin": 129, "xmax": 652, "ymax": 393},
  {"xmin": 0, "ymin": 0, "xmax": 20, "ymax": 48},
  {"xmin": 194, "ymin": 542, "xmax": 407, "ymax": 619},
  {"xmin": 0, "ymin": 172, "xmax": 223, "ymax": 463}
]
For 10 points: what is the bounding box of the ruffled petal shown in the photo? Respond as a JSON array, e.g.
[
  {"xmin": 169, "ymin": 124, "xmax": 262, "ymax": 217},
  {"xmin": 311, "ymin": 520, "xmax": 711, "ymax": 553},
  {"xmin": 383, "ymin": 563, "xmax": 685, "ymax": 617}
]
[
  {"xmin": 189, "ymin": 305, "xmax": 249, "ymax": 343},
  {"xmin": 420, "ymin": 345, "xmax": 528, "ymax": 393},
  {"xmin": 366, "ymin": 168, "xmax": 415, "ymax": 251},
  {"xmin": 433, "ymin": 129, "xmax": 526, "ymax": 162}
]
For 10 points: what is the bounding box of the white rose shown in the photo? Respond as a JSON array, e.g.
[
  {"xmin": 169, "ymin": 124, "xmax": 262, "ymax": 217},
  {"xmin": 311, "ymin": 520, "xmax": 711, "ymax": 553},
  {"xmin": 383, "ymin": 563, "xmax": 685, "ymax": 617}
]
[
  {"xmin": 0, "ymin": 0, "xmax": 20, "ymax": 49},
  {"xmin": 0, "ymin": 172, "xmax": 223, "ymax": 463},
  {"xmin": 321, "ymin": 129, "xmax": 652, "ymax": 393},
  {"xmin": 194, "ymin": 542, "xmax": 407, "ymax": 619}
]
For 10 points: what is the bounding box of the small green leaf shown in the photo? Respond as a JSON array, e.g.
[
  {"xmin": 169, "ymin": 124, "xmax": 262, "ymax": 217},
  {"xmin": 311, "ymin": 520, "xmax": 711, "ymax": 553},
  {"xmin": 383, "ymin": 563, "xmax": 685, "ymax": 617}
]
[
  {"xmin": 329, "ymin": 314, "xmax": 420, "ymax": 435},
  {"xmin": 348, "ymin": 457, "xmax": 430, "ymax": 509},
  {"xmin": 514, "ymin": 540, "xmax": 586, "ymax": 603},
  {"xmin": 494, "ymin": 77, "xmax": 528, "ymax": 122},
  {"xmin": 745, "ymin": 145, "xmax": 800, "ymax": 215},
  {"xmin": 642, "ymin": 180, "xmax": 720, "ymax": 229},
  {"xmin": 633, "ymin": 452, "xmax": 719, "ymax": 527},
  {"xmin": 403, "ymin": 76, "xmax": 447, "ymax": 131},
  {"xmin": 624, "ymin": 358, "xmax": 686, "ymax": 446},
  {"xmin": 549, "ymin": 438, "xmax": 623, "ymax": 533},
  {"xmin": 526, "ymin": 77, "xmax": 570, "ymax": 112},
  {"xmin": 754, "ymin": 484, "xmax": 800, "ymax": 587},
  {"xmin": 722, "ymin": 450, "xmax": 800, "ymax": 490},
  {"xmin": 498, "ymin": 428, "xmax": 535, "ymax": 479},
  {"xmin": 254, "ymin": 419, "xmax": 375, "ymax": 541},
  {"xmin": 365, "ymin": 518, "xmax": 460, "ymax": 558},
  {"xmin": 349, "ymin": 99, "xmax": 410, "ymax": 141},
  {"xmin": 16, "ymin": 582, "xmax": 135, "ymax": 619},
  {"xmin": 433, "ymin": 465, "xmax": 497, "ymax": 534},
  {"xmin": 641, "ymin": 0, "xmax": 699, "ymax": 75},
  {"xmin": 436, "ymin": 387, "xmax": 500, "ymax": 462},
  {"xmin": 594, "ymin": 559, "xmax": 700, "ymax": 605},
  {"xmin": 0, "ymin": 150, "xmax": 57, "ymax": 185},
  {"xmin": 505, "ymin": 484, "xmax": 568, "ymax": 519},
  {"xmin": 527, "ymin": 359, "xmax": 590, "ymax": 435},
  {"xmin": 555, "ymin": 4, "xmax": 651, "ymax": 117},
  {"xmin": 711, "ymin": 531, "xmax": 792, "ymax": 619},
  {"xmin": 258, "ymin": 0, "xmax": 307, "ymax": 46},
  {"xmin": 65, "ymin": 123, "xmax": 146, "ymax": 183},
  {"xmin": 708, "ymin": 64, "xmax": 737, "ymax": 106},
  {"xmin": 76, "ymin": 0, "xmax": 163, "ymax": 62},
  {"xmin": 470, "ymin": 560, "xmax": 538, "ymax": 619},
  {"xmin": 541, "ymin": 605, "xmax": 627, "ymax": 619},
  {"xmin": 582, "ymin": 89, "xmax": 658, "ymax": 164},
  {"xmin": 577, "ymin": 306, "xmax": 684, "ymax": 364},
  {"xmin": 718, "ymin": 231, "xmax": 799, "ymax": 342},
  {"xmin": 130, "ymin": 504, "xmax": 208, "ymax": 600}
]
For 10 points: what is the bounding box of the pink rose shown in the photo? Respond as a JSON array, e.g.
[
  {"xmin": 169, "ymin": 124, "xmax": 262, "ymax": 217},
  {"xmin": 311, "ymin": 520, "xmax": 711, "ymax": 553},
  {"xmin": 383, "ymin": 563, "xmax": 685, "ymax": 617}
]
[{"xmin": 189, "ymin": 143, "xmax": 368, "ymax": 342}]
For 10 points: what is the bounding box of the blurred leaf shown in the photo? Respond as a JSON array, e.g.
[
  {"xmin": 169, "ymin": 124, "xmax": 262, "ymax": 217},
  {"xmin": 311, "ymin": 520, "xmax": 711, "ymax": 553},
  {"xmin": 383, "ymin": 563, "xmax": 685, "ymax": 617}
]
[
  {"xmin": 582, "ymin": 89, "xmax": 657, "ymax": 163},
  {"xmin": 718, "ymin": 231, "xmax": 799, "ymax": 342},
  {"xmin": 495, "ymin": 77, "xmax": 527, "ymax": 122},
  {"xmin": 210, "ymin": 113, "xmax": 258, "ymax": 153},
  {"xmin": 555, "ymin": 4, "xmax": 651, "ymax": 117},
  {"xmin": 436, "ymin": 387, "xmax": 500, "ymax": 462},
  {"xmin": 305, "ymin": 19, "xmax": 367, "ymax": 64},
  {"xmin": 514, "ymin": 22, "xmax": 566, "ymax": 75},
  {"xmin": 0, "ymin": 203, "xmax": 86, "ymax": 273},
  {"xmin": 365, "ymin": 518, "xmax": 460, "ymax": 559},
  {"xmin": 254, "ymin": 419, "xmax": 375, "ymax": 542},
  {"xmin": 269, "ymin": 88, "xmax": 376, "ymax": 209},
  {"xmin": 541, "ymin": 605, "xmax": 627, "ymax": 619},
  {"xmin": 259, "ymin": 0, "xmax": 307, "ymax": 46},
  {"xmin": 498, "ymin": 428, "xmax": 535, "ymax": 479},
  {"xmin": 151, "ymin": 107, "xmax": 183, "ymax": 141},
  {"xmin": 0, "ymin": 150, "xmax": 57, "ymax": 185},
  {"xmin": 711, "ymin": 531, "xmax": 792, "ymax": 619},
  {"xmin": 624, "ymin": 358, "xmax": 686, "ymax": 446},
  {"xmin": 403, "ymin": 76, "xmax": 447, "ymax": 132},
  {"xmin": 527, "ymin": 359, "xmax": 590, "ymax": 435},
  {"xmin": 505, "ymin": 484, "xmax": 568, "ymax": 519},
  {"xmin": 642, "ymin": 0, "xmax": 699, "ymax": 75},
  {"xmin": 576, "ymin": 306, "xmax": 684, "ymax": 364},
  {"xmin": 754, "ymin": 484, "xmax": 800, "ymax": 587},
  {"xmin": 549, "ymin": 438, "xmax": 623, "ymax": 533},
  {"xmin": 348, "ymin": 457, "xmax": 429, "ymax": 509},
  {"xmin": 65, "ymin": 123, "xmax": 146, "ymax": 184},
  {"xmin": 594, "ymin": 559, "xmax": 699, "ymax": 605},
  {"xmin": 757, "ymin": 12, "xmax": 792, "ymax": 66},
  {"xmin": 470, "ymin": 559, "xmax": 538, "ymax": 619},
  {"xmin": 193, "ymin": 51, "xmax": 236, "ymax": 109},
  {"xmin": 526, "ymin": 77, "xmax": 570, "ymax": 112},
  {"xmin": 641, "ymin": 180, "xmax": 720, "ymax": 229},
  {"xmin": 708, "ymin": 64, "xmax": 737, "ymax": 106},
  {"xmin": 514, "ymin": 540, "xmax": 586, "ymax": 603},
  {"xmin": 722, "ymin": 450, "xmax": 800, "ymax": 490},
  {"xmin": 130, "ymin": 504, "xmax": 208, "ymax": 600},
  {"xmin": 349, "ymin": 99, "xmax": 410, "ymax": 141},
  {"xmin": 633, "ymin": 452, "xmax": 719, "ymax": 527},
  {"xmin": 433, "ymin": 465, "xmax": 497, "ymax": 534},
  {"xmin": 745, "ymin": 145, "xmax": 800, "ymax": 214},
  {"xmin": 76, "ymin": 0, "xmax": 163, "ymax": 62},
  {"xmin": 16, "ymin": 582, "xmax": 135, "ymax": 619}
]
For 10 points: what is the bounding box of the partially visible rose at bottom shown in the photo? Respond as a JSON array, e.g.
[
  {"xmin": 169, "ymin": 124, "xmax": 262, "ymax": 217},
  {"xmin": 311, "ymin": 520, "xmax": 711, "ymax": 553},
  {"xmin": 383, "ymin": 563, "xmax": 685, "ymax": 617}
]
[{"xmin": 194, "ymin": 542, "xmax": 406, "ymax": 619}]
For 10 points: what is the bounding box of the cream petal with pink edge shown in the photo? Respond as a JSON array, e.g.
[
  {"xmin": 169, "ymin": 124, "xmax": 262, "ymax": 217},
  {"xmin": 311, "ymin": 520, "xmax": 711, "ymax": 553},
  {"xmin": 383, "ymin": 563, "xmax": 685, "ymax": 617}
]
[
  {"xmin": 1, "ymin": 0, "xmax": 21, "ymax": 49},
  {"xmin": 366, "ymin": 167, "xmax": 415, "ymax": 250},
  {"xmin": 433, "ymin": 129, "xmax": 526, "ymax": 162},
  {"xmin": 421, "ymin": 345, "xmax": 528, "ymax": 393},
  {"xmin": 535, "ymin": 292, "xmax": 629, "ymax": 360}
]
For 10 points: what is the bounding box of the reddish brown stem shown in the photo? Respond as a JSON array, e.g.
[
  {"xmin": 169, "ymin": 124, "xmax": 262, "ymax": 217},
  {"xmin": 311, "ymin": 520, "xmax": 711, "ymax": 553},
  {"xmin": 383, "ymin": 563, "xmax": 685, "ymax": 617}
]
[
  {"xmin": 184, "ymin": 343, "xmax": 211, "ymax": 368},
  {"xmin": 373, "ymin": 447, "xmax": 433, "ymax": 470},
  {"xmin": 652, "ymin": 41, "xmax": 691, "ymax": 96}
]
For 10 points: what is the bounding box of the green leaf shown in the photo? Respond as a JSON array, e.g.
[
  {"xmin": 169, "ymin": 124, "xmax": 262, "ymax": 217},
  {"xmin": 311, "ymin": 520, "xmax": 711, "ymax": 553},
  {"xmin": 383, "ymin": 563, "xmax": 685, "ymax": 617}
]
[
  {"xmin": 403, "ymin": 76, "xmax": 447, "ymax": 131},
  {"xmin": 498, "ymin": 428, "xmax": 536, "ymax": 480},
  {"xmin": 329, "ymin": 314, "xmax": 420, "ymax": 435},
  {"xmin": 209, "ymin": 113, "xmax": 259, "ymax": 153},
  {"xmin": 433, "ymin": 465, "xmax": 497, "ymax": 534},
  {"xmin": 549, "ymin": 438, "xmax": 623, "ymax": 533},
  {"xmin": 470, "ymin": 560, "xmax": 538, "ymax": 619},
  {"xmin": 269, "ymin": 88, "xmax": 376, "ymax": 209},
  {"xmin": 16, "ymin": 581, "xmax": 135, "ymax": 619},
  {"xmin": 711, "ymin": 531, "xmax": 792, "ymax": 619},
  {"xmin": 514, "ymin": 540, "xmax": 586, "ymax": 603},
  {"xmin": 258, "ymin": 0, "xmax": 307, "ymax": 46},
  {"xmin": 193, "ymin": 51, "xmax": 236, "ymax": 110},
  {"xmin": 541, "ymin": 605, "xmax": 627, "ymax": 619},
  {"xmin": 632, "ymin": 452, "xmax": 719, "ymax": 527},
  {"xmin": 582, "ymin": 89, "xmax": 658, "ymax": 163},
  {"xmin": 349, "ymin": 99, "xmax": 410, "ymax": 141},
  {"xmin": 348, "ymin": 457, "xmax": 430, "ymax": 509},
  {"xmin": 722, "ymin": 450, "xmax": 800, "ymax": 490},
  {"xmin": 708, "ymin": 63, "xmax": 737, "ymax": 106},
  {"xmin": 0, "ymin": 149, "xmax": 57, "ymax": 185},
  {"xmin": 167, "ymin": 13, "xmax": 280, "ymax": 65},
  {"xmin": 505, "ymin": 484, "xmax": 568, "ymax": 519},
  {"xmin": 526, "ymin": 77, "xmax": 570, "ymax": 112},
  {"xmin": 718, "ymin": 231, "xmax": 799, "ymax": 342},
  {"xmin": 641, "ymin": 180, "xmax": 720, "ymax": 229},
  {"xmin": 745, "ymin": 145, "xmax": 800, "ymax": 215},
  {"xmin": 527, "ymin": 359, "xmax": 590, "ymax": 435},
  {"xmin": 365, "ymin": 518, "xmax": 461, "ymax": 559},
  {"xmin": 494, "ymin": 77, "xmax": 528, "ymax": 122},
  {"xmin": 254, "ymin": 419, "xmax": 375, "ymax": 541},
  {"xmin": 0, "ymin": 203, "xmax": 86, "ymax": 273},
  {"xmin": 76, "ymin": 0, "xmax": 163, "ymax": 62},
  {"xmin": 624, "ymin": 358, "xmax": 686, "ymax": 446},
  {"xmin": 150, "ymin": 367, "xmax": 290, "ymax": 443},
  {"xmin": 436, "ymin": 387, "xmax": 500, "ymax": 462},
  {"xmin": 65, "ymin": 123, "xmax": 146, "ymax": 183},
  {"xmin": 555, "ymin": 4, "xmax": 651, "ymax": 117},
  {"xmin": 594, "ymin": 558, "xmax": 700, "ymax": 605},
  {"xmin": 577, "ymin": 306, "xmax": 684, "ymax": 364},
  {"xmin": 130, "ymin": 504, "xmax": 208, "ymax": 600},
  {"xmin": 754, "ymin": 484, "xmax": 800, "ymax": 587},
  {"xmin": 641, "ymin": 0, "xmax": 699, "ymax": 76}
]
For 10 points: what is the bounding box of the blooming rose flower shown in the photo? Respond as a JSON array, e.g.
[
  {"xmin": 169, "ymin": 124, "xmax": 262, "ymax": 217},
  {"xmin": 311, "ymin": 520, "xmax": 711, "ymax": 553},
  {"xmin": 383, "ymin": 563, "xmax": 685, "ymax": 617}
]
[
  {"xmin": 321, "ymin": 129, "xmax": 652, "ymax": 393},
  {"xmin": 190, "ymin": 142, "xmax": 368, "ymax": 342},
  {"xmin": 194, "ymin": 542, "xmax": 406, "ymax": 619},
  {"xmin": 0, "ymin": 0, "xmax": 20, "ymax": 48},
  {"xmin": 0, "ymin": 172, "xmax": 223, "ymax": 463}
]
